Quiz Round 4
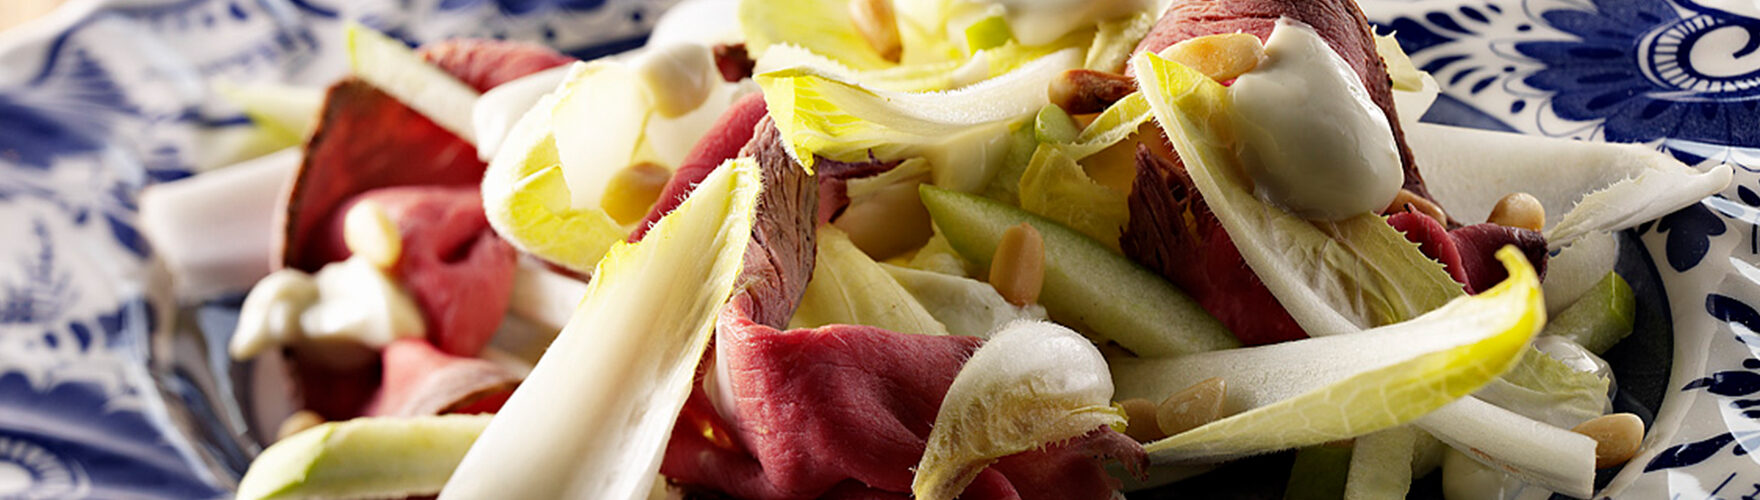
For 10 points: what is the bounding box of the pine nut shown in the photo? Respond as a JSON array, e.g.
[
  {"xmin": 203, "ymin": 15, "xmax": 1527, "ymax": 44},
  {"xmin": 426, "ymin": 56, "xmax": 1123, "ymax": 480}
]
[
  {"xmin": 343, "ymin": 200, "xmax": 402, "ymax": 270},
  {"xmin": 832, "ymin": 180, "xmax": 934, "ymax": 260},
  {"xmin": 989, "ymin": 223, "xmax": 1045, "ymax": 306},
  {"xmin": 277, "ymin": 410, "xmax": 325, "ymax": 441},
  {"xmin": 601, "ymin": 162, "xmax": 673, "ymax": 226},
  {"xmin": 1158, "ymin": 33, "xmax": 1266, "ymax": 82},
  {"xmin": 1119, "ymin": 398, "xmax": 1167, "ymax": 442},
  {"xmin": 1048, "ymin": 69, "xmax": 1138, "ymax": 114},
  {"xmin": 849, "ymin": 0, "xmax": 902, "ymax": 63},
  {"xmin": 1157, "ymin": 377, "xmax": 1226, "ymax": 436},
  {"xmin": 1572, "ymin": 413, "xmax": 1643, "ymax": 469},
  {"xmin": 1384, "ymin": 188, "xmax": 1447, "ymax": 227},
  {"xmin": 1487, "ymin": 192, "xmax": 1545, "ymax": 232}
]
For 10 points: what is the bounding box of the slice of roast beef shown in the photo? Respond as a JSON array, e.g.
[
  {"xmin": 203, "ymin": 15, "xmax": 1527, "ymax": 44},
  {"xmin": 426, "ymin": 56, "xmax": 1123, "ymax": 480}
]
[
  {"xmin": 334, "ymin": 186, "xmax": 517, "ymax": 357},
  {"xmin": 279, "ymin": 39, "xmax": 574, "ymax": 271},
  {"xmin": 416, "ymin": 39, "xmax": 575, "ymax": 93},
  {"xmin": 659, "ymin": 120, "xmax": 1143, "ymax": 500},
  {"xmin": 365, "ymin": 338, "xmax": 519, "ymax": 417},
  {"xmin": 632, "ymin": 92, "xmax": 772, "ymax": 242},
  {"xmin": 1120, "ymin": 144, "xmax": 1307, "ymax": 345},
  {"xmin": 278, "ymin": 78, "xmax": 487, "ymax": 272},
  {"xmin": 1131, "ymin": 0, "xmax": 1430, "ymax": 201}
]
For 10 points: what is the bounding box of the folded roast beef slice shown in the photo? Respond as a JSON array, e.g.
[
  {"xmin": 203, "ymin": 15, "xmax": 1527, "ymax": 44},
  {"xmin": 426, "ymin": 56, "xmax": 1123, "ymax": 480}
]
[
  {"xmin": 280, "ymin": 40, "xmax": 574, "ymax": 271},
  {"xmin": 278, "ymin": 39, "xmax": 569, "ymax": 418},
  {"xmin": 279, "ymin": 79, "xmax": 488, "ymax": 272},
  {"xmin": 632, "ymin": 93, "xmax": 900, "ymax": 243},
  {"xmin": 365, "ymin": 338, "xmax": 518, "ymax": 417},
  {"xmin": 633, "ymin": 92, "xmax": 773, "ymax": 242},
  {"xmin": 417, "ymin": 38, "xmax": 575, "ymax": 93},
  {"xmin": 659, "ymin": 122, "xmax": 1143, "ymax": 500},
  {"xmin": 335, "ymin": 186, "xmax": 517, "ymax": 358}
]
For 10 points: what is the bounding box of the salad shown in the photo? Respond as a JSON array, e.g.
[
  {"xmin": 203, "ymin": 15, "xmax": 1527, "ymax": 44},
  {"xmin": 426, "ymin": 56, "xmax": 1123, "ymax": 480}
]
[{"xmin": 133, "ymin": 0, "xmax": 1737, "ymax": 498}]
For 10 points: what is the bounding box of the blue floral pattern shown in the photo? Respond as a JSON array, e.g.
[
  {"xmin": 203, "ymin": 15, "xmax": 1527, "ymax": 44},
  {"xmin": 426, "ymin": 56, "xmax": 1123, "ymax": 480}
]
[
  {"xmin": 1515, "ymin": 0, "xmax": 1760, "ymax": 147},
  {"xmin": 0, "ymin": 0, "xmax": 668, "ymax": 497}
]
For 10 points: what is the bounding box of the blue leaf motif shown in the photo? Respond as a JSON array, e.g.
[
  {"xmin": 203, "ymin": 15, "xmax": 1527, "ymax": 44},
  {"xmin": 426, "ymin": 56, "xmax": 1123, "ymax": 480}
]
[
  {"xmin": 1514, "ymin": 0, "xmax": 1760, "ymax": 146},
  {"xmin": 1684, "ymin": 371, "xmax": 1760, "ymax": 397},
  {"xmin": 1646, "ymin": 432, "xmax": 1738, "ymax": 471},
  {"xmin": 1656, "ymin": 202, "xmax": 1728, "ymax": 272}
]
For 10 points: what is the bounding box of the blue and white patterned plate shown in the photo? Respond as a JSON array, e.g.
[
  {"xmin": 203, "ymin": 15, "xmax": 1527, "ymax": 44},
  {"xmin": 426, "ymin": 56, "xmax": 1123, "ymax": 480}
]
[{"xmin": 0, "ymin": 0, "xmax": 1754, "ymax": 498}]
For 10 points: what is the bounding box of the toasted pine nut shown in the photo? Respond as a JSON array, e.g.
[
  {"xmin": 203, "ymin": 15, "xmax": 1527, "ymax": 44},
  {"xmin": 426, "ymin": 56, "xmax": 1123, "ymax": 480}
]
[
  {"xmin": 1049, "ymin": 69, "xmax": 1138, "ymax": 114},
  {"xmin": 1157, "ymin": 377, "xmax": 1226, "ymax": 436},
  {"xmin": 989, "ymin": 223, "xmax": 1045, "ymax": 306},
  {"xmin": 343, "ymin": 200, "xmax": 402, "ymax": 270},
  {"xmin": 1384, "ymin": 188, "xmax": 1448, "ymax": 227},
  {"xmin": 1572, "ymin": 413, "xmax": 1643, "ymax": 469},
  {"xmin": 601, "ymin": 162, "xmax": 674, "ymax": 226},
  {"xmin": 1158, "ymin": 33, "xmax": 1266, "ymax": 82},
  {"xmin": 832, "ymin": 181, "xmax": 934, "ymax": 260},
  {"xmin": 1119, "ymin": 398, "xmax": 1167, "ymax": 442},
  {"xmin": 1488, "ymin": 192, "xmax": 1545, "ymax": 232},
  {"xmin": 277, "ymin": 410, "xmax": 325, "ymax": 441},
  {"xmin": 849, "ymin": 0, "xmax": 902, "ymax": 63}
]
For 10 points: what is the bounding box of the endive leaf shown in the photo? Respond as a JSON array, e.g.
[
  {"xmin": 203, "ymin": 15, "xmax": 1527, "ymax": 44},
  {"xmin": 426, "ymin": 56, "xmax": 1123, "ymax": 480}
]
[
  {"xmin": 912, "ymin": 321, "xmax": 1126, "ymax": 500},
  {"xmin": 238, "ymin": 415, "xmax": 491, "ymax": 500},
  {"xmin": 1131, "ymin": 51, "xmax": 1463, "ymax": 335},
  {"xmin": 881, "ymin": 263, "xmax": 1046, "ymax": 338},
  {"xmin": 1110, "ymin": 248, "xmax": 1545, "ymax": 463},
  {"xmin": 739, "ymin": 0, "xmax": 899, "ymax": 70},
  {"xmin": 1405, "ymin": 122, "xmax": 1731, "ymax": 249},
  {"xmin": 442, "ymin": 159, "xmax": 760, "ymax": 500},
  {"xmin": 757, "ymin": 48, "xmax": 1079, "ymax": 191},
  {"xmin": 1018, "ymin": 144, "xmax": 1129, "ymax": 246},
  {"xmin": 1056, "ymin": 92, "xmax": 1154, "ymax": 160},
  {"xmin": 480, "ymin": 88, "xmax": 627, "ymax": 273},
  {"xmin": 790, "ymin": 226, "xmax": 950, "ymax": 335}
]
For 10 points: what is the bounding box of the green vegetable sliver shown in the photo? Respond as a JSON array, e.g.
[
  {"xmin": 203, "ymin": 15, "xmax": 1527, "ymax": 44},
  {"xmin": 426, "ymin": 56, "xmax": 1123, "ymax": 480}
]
[
  {"xmin": 1113, "ymin": 248, "xmax": 1545, "ymax": 463},
  {"xmin": 237, "ymin": 415, "xmax": 492, "ymax": 500},
  {"xmin": 920, "ymin": 185, "xmax": 1236, "ymax": 357}
]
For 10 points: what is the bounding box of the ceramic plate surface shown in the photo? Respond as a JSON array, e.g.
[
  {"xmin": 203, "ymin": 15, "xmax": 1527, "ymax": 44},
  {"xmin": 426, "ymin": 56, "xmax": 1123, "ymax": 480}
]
[{"xmin": 0, "ymin": 0, "xmax": 1755, "ymax": 498}]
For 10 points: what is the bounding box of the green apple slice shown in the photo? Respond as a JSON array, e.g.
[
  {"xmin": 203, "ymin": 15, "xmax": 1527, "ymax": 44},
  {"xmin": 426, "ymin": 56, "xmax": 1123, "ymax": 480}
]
[
  {"xmin": 236, "ymin": 415, "xmax": 491, "ymax": 500},
  {"xmin": 921, "ymin": 185, "xmax": 1237, "ymax": 357}
]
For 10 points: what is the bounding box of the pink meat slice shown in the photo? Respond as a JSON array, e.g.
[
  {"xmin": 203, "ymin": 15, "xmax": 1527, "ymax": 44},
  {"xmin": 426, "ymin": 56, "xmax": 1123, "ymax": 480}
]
[
  {"xmin": 337, "ymin": 186, "xmax": 518, "ymax": 358},
  {"xmin": 366, "ymin": 338, "xmax": 519, "ymax": 417},
  {"xmin": 281, "ymin": 39, "xmax": 573, "ymax": 271},
  {"xmin": 417, "ymin": 39, "xmax": 575, "ymax": 93},
  {"xmin": 659, "ymin": 120, "xmax": 1145, "ymax": 500},
  {"xmin": 632, "ymin": 92, "xmax": 772, "ymax": 242}
]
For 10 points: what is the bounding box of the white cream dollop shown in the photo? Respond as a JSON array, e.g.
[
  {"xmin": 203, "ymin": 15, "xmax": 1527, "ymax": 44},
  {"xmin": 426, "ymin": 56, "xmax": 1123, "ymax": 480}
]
[{"xmin": 1228, "ymin": 18, "xmax": 1403, "ymax": 221}]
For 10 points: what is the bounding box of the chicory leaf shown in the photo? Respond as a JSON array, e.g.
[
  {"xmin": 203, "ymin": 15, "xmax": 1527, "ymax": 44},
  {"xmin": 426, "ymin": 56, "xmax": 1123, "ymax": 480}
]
[
  {"xmin": 443, "ymin": 159, "xmax": 761, "ymax": 500},
  {"xmin": 912, "ymin": 320, "xmax": 1126, "ymax": 500},
  {"xmin": 1110, "ymin": 248, "xmax": 1544, "ymax": 463}
]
